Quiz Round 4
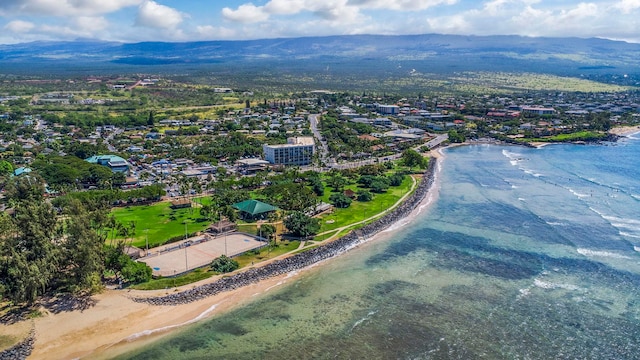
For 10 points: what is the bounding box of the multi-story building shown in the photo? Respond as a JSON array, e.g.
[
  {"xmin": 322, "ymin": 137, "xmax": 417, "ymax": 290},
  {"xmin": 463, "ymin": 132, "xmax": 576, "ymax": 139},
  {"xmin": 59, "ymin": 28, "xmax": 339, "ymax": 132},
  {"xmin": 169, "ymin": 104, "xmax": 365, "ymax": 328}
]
[
  {"xmin": 377, "ymin": 104, "xmax": 400, "ymax": 115},
  {"xmin": 521, "ymin": 106, "xmax": 556, "ymax": 115},
  {"xmin": 263, "ymin": 137, "xmax": 315, "ymax": 166}
]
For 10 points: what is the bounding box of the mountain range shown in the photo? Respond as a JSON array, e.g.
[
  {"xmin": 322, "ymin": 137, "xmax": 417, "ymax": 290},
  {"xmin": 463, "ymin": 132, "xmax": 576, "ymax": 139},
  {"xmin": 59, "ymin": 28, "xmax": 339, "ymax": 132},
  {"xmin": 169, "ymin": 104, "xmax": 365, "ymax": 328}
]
[{"xmin": 1, "ymin": 34, "xmax": 639, "ymax": 78}]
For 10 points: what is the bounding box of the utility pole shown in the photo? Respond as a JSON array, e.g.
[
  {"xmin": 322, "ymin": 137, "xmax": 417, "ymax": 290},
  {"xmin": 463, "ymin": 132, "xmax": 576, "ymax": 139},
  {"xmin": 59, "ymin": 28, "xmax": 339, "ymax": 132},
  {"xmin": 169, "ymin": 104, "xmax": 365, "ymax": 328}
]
[
  {"xmin": 184, "ymin": 221, "xmax": 188, "ymax": 271},
  {"xmin": 144, "ymin": 229, "xmax": 149, "ymax": 256}
]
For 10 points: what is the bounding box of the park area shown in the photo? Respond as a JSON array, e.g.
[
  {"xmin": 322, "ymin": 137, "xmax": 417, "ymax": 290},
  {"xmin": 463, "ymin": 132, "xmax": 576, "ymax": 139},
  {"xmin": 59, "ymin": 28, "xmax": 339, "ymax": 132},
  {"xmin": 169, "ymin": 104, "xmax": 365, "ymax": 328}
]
[
  {"xmin": 139, "ymin": 233, "xmax": 267, "ymax": 277},
  {"xmin": 110, "ymin": 197, "xmax": 210, "ymax": 248}
]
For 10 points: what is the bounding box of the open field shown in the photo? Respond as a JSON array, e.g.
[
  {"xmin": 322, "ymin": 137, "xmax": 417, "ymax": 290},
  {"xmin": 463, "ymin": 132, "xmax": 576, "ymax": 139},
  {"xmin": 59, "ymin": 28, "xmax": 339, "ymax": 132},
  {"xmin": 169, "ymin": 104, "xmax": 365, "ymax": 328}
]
[
  {"xmin": 317, "ymin": 175, "xmax": 414, "ymax": 234},
  {"xmin": 516, "ymin": 131, "xmax": 608, "ymax": 143},
  {"xmin": 111, "ymin": 200, "xmax": 209, "ymax": 248}
]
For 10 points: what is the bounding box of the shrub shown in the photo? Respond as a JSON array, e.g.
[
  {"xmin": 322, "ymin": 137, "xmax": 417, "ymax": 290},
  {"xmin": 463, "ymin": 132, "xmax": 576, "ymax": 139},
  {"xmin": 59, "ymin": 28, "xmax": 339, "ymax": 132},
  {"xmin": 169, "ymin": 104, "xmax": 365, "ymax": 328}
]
[{"xmin": 211, "ymin": 255, "xmax": 239, "ymax": 273}]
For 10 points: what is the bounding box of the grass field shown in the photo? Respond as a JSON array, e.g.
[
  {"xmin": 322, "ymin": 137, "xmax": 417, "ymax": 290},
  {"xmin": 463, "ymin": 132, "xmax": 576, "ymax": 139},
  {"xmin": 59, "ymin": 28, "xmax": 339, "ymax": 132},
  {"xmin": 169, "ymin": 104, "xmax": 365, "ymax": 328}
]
[
  {"xmin": 233, "ymin": 240, "xmax": 301, "ymax": 268},
  {"xmin": 130, "ymin": 268, "xmax": 215, "ymax": 290},
  {"xmin": 316, "ymin": 175, "xmax": 414, "ymax": 234},
  {"xmin": 111, "ymin": 200, "xmax": 210, "ymax": 248},
  {"xmin": 517, "ymin": 131, "xmax": 608, "ymax": 143}
]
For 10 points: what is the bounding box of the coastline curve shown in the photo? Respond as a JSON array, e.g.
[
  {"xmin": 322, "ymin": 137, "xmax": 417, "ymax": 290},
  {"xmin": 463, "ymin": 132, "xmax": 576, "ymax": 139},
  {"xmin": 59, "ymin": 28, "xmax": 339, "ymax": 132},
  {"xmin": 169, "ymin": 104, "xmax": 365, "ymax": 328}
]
[{"xmin": 132, "ymin": 158, "xmax": 438, "ymax": 306}]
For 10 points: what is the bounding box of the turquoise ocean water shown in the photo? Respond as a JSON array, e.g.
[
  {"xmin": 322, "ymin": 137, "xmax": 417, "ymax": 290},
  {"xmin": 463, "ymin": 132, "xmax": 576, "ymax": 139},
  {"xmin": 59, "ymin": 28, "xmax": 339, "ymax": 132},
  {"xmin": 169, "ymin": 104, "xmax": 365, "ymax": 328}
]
[{"xmin": 116, "ymin": 136, "xmax": 640, "ymax": 359}]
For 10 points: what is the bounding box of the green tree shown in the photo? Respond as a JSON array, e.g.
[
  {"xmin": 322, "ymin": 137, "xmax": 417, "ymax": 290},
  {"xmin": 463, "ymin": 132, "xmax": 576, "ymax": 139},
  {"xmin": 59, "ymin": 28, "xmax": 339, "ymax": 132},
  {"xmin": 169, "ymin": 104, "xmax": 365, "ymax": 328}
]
[
  {"xmin": 0, "ymin": 160, "xmax": 12, "ymax": 177},
  {"xmin": 0, "ymin": 200, "xmax": 60, "ymax": 303},
  {"xmin": 369, "ymin": 179, "xmax": 390, "ymax": 193},
  {"xmin": 4, "ymin": 173, "xmax": 46, "ymax": 202},
  {"xmin": 447, "ymin": 129, "xmax": 466, "ymax": 143},
  {"xmin": 388, "ymin": 173, "xmax": 405, "ymax": 187},
  {"xmin": 357, "ymin": 190, "xmax": 373, "ymax": 202},
  {"xmin": 327, "ymin": 173, "xmax": 347, "ymax": 192},
  {"xmin": 401, "ymin": 149, "xmax": 428, "ymax": 170},
  {"xmin": 211, "ymin": 255, "xmax": 239, "ymax": 273},
  {"xmin": 258, "ymin": 224, "xmax": 276, "ymax": 240},
  {"xmin": 283, "ymin": 211, "xmax": 320, "ymax": 238},
  {"xmin": 61, "ymin": 201, "xmax": 108, "ymax": 293},
  {"xmin": 104, "ymin": 241, "xmax": 152, "ymax": 284},
  {"xmin": 329, "ymin": 193, "xmax": 352, "ymax": 208}
]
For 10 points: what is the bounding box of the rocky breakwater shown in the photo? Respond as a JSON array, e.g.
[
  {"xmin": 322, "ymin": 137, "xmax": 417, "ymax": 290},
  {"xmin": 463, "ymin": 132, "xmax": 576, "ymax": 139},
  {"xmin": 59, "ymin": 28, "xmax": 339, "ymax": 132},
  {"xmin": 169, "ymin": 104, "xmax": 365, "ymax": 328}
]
[
  {"xmin": 133, "ymin": 159, "xmax": 438, "ymax": 306},
  {"xmin": 0, "ymin": 330, "xmax": 35, "ymax": 360}
]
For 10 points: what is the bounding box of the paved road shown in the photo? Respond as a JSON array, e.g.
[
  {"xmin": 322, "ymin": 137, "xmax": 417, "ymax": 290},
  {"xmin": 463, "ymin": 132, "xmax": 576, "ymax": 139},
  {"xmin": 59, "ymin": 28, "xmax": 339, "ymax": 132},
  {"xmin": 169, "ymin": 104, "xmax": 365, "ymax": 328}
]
[
  {"xmin": 425, "ymin": 133, "xmax": 449, "ymax": 149},
  {"xmin": 328, "ymin": 133, "xmax": 449, "ymax": 170},
  {"xmin": 309, "ymin": 113, "xmax": 335, "ymax": 167}
]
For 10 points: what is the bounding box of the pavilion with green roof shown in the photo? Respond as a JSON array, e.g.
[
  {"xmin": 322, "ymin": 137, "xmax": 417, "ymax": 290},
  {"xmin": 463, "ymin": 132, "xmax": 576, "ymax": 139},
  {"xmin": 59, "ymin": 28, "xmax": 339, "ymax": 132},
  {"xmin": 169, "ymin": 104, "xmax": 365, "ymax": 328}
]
[{"xmin": 232, "ymin": 199, "xmax": 278, "ymax": 220}]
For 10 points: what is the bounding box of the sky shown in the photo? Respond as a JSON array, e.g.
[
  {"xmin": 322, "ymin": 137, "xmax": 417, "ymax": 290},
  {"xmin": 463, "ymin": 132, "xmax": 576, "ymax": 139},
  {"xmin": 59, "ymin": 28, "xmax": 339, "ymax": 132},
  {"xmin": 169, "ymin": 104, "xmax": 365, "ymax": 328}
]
[{"xmin": 0, "ymin": 0, "xmax": 639, "ymax": 44}]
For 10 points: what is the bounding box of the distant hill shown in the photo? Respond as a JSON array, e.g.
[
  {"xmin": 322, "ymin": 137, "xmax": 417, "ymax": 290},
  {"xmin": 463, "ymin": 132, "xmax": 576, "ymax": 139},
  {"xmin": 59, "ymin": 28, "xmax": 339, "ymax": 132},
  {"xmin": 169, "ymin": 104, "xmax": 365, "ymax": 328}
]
[{"xmin": 1, "ymin": 34, "xmax": 639, "ymax": 79}]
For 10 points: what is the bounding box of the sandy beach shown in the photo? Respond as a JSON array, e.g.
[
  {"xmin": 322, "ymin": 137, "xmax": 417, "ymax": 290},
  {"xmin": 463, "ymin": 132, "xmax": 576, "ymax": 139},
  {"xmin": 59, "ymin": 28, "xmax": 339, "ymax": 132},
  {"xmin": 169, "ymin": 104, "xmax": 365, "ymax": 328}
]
[
  {"xmin": 1, "ymin": 151, "xmax": 444, "ymax": 360},
  {"xmin": 609, "ymin": 125, "xmax": 640, "ymax": 137}
]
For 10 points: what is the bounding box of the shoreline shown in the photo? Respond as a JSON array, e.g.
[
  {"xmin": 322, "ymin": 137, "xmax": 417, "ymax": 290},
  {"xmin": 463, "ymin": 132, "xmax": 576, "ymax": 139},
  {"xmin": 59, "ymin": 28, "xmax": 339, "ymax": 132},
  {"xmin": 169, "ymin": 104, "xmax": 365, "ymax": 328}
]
[
  {"xmin": 608, "ymin": 125, "xmax": 640, "ymax": 137},
  {"xmin": 1, "ymin": 155, "xmax": 443, "ymax": 360}
]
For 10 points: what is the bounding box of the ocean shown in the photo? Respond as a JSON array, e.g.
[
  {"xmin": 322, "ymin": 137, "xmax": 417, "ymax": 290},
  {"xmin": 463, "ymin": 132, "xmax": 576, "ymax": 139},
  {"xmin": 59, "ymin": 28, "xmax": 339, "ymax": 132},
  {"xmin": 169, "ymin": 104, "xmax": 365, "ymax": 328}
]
[{"xmin": 115, "ymin": 136, "xmax": 640, "ymax": 360}]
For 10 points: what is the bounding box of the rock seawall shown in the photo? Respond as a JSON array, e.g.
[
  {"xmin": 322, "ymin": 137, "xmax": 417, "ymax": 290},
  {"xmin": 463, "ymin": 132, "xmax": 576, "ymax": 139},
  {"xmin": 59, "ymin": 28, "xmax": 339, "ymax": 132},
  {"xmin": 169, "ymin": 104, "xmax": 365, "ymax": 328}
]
[
  {"xmin": 133, "ymin": 158, "xmax": 438, "ymax": 306},
  {"xmin": 0, "ymin": 330, "xmax": 34, "ymax": 360}
]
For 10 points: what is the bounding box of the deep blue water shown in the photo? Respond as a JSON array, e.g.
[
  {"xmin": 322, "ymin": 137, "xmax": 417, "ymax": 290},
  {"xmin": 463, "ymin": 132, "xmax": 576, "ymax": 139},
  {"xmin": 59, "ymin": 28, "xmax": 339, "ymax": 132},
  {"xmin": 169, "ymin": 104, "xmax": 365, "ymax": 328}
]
[{"xmin": 115, "ymin": 135, "xmax": 640, "ymax": 360}]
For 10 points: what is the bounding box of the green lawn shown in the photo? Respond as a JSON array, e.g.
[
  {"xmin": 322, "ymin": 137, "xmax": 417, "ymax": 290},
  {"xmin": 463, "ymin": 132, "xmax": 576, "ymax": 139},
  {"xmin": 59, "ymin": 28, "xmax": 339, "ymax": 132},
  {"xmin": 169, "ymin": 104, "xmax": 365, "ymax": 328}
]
[
  {"xmin": 130, "ymin": 268, "xmax": 215, "ymax": 290},
  {"xmin": 233, "ymin": 240, "xmax": 300, "ymax": 268},
  {"xmin": 111, "ymin": 200, "xmax": 210, "ymax": 248},
  {"xmin": 316, "ymin": 175, "xmax": 414, "ymax": 234},
  {"xmin": 518, "ymin": 131, "xmax": 607, "ymax": 143}
]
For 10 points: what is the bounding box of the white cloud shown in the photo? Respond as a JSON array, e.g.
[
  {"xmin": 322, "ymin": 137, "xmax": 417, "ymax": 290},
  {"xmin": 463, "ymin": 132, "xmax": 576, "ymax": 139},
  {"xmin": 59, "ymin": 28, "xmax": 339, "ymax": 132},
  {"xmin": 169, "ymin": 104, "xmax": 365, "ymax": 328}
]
[
  {"xmin": 0, "ymin": 0, "xmax": 142, "ymax": 17},
  {"xmin": 74, "ymin": 16, "xmax": 109, "ymax": 33},
  {"xmin": 135, "ymin": 1, "xmax": 184, "ymax": 29},
  {"xmin": 612, "ymin": 0, "xmax": 640, "ymax": 13},
  {"xmin": 223, "ymin": 0, "xmax": 365, "ymax": 24},
  {"xmin": 196, "ymin": 25, "xmax": 237, "ymax": 39},
  {"xmin": 222, "ymin": 4, "xmax": 270, "ymax": 23},
  {"xmin": 4, "ymin": 20, "xmax": 35, "ymax": 33},
  {"xmin": 347, "ymin": 0, "xmax": 458, "ymax": 10}
]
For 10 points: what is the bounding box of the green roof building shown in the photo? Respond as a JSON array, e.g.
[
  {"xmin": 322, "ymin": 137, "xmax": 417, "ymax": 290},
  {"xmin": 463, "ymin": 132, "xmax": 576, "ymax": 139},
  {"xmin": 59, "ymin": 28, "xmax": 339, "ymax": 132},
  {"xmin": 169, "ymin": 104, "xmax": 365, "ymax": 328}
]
[
  {"xmin": 85, "ymin": 154, "xmax": 130, "ymax": 173},
  {"xmin": 232, "ymin": 199, "xmax": 278, "ymax": 219}
]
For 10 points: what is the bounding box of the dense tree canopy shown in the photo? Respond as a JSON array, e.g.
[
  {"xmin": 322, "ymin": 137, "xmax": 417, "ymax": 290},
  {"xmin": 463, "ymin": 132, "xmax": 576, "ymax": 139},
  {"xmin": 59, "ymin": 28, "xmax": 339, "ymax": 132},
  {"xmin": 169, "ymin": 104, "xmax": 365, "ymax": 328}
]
[
  {"xmin": 283, "ymin": 211, "xmax": 321, "ymax": 238},
  {"xmin": 401, "ymin": 149, "xmax": 429, "ymax": 169}
]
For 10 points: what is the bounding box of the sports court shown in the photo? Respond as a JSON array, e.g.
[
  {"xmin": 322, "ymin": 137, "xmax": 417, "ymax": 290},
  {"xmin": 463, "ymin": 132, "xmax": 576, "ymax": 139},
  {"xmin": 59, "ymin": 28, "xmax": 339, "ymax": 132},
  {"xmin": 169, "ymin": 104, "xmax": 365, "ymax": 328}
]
[{"xmin": 139, "ymin": 232, "xmax": 267, "ymax": 277}]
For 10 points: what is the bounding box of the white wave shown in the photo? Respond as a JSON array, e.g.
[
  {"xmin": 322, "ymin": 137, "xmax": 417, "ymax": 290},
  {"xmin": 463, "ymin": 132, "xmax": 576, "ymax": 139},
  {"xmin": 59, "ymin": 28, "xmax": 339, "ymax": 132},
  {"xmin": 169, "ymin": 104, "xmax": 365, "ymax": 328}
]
[
  {"xmin": 511, "ymin": 185, "xmax": 518, "ymax": 189},
  {"xmin": 589, "ymin": 207, "xmax": 606, "ymax": 217},
  {"xmin": 125, "ymin": 303, "xmax": 220, "ymax": 341},
  {"xmin": 546, "ymin": 222, "xmax": 568, "ymax": 226},
  {"xmin": 567, "ymin": 188, "xmax": 589, "ymax": 198},
  {"xmin": 520, "ymin": 167, "xmax": 543, "ymax": 177},
  {"xmin": 510, "ymin": 160, "xmax": 518, "ymax": 166},
  {"xmin": 576, "ymin": 248, "xmax": 632, "ymax": 259},
  {"xmin": 264, "ymin": 280, "xmax": 286, "ymax": 292},
  {"xmin": 502, "ymin": 149, "xmax": 522, "ymax": 160},
  {"xmin": 604, "ymin": 215, "xmax": 640, "ymax": 227},
  {"xmin": 634, "ymin": 246, "xmax": 640, "ymax": 253},
  {"xmin": 620, "ymin": 232, "xmax": 640, "ymax": 239},
  {"xmin": 518, "ymin": 198, "xmax": 526, "ymax": 202},
  {"xmin": 533, "ymin": 279, "xmax": 579, "ymax": 291}
]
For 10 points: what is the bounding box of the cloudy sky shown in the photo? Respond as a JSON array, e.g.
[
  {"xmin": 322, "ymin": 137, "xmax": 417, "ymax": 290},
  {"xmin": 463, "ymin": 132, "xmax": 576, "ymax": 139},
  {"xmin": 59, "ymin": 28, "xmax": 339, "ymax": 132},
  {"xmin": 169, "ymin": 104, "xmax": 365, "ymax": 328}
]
[{"xmin": 0, "ymin": 0, "xmax": 639, "ymax": 44}]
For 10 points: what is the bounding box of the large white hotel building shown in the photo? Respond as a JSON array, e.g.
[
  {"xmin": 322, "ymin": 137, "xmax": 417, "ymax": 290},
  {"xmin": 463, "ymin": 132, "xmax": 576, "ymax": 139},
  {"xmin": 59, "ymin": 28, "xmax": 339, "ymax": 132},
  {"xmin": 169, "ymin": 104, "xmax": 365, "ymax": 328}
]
[{"xmin": 263, "ymin": 137, "xmax": 315, "ymax": 166}]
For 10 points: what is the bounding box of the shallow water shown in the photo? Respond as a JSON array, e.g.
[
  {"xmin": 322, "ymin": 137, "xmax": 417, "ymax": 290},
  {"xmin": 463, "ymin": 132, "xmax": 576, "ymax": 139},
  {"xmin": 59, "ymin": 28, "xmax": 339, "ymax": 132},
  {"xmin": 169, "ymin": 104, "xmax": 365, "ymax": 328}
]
[{"xmin": 116, "ymin": 137, "xmax": 640, "ymax": 360}]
